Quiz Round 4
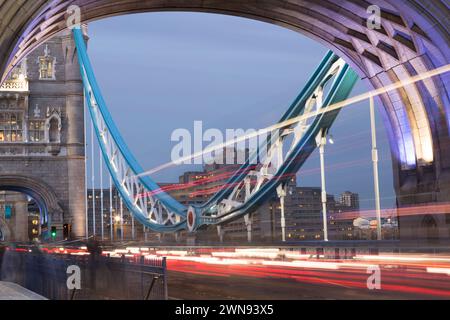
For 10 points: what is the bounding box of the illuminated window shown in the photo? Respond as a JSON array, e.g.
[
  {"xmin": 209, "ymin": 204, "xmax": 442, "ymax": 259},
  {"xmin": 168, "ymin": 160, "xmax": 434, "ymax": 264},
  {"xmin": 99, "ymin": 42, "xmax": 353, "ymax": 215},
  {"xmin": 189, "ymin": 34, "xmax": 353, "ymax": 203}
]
[
  {"xmin": 38, "ymin": 45, "xmax": 55, "ymax": 80},
  {"xmin": 38, "ymin": 57, "xmax": 55, "ymax": 80},
  {"xmin": 29, "ymin": 121, "xmax": 45, "ymax": 142},
  {"xmin": 0, "ymin": 112, "xmax": 23, "ymax": 142}
]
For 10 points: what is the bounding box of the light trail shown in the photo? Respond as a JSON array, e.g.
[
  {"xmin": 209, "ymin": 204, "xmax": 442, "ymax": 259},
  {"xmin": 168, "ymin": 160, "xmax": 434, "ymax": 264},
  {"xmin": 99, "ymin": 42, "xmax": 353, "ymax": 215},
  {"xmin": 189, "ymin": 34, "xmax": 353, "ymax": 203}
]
[
  {"xmin": 158, "ymin": 247, "xmax": 450, "ymax": 298},
  {"xmin": 333, "ymin": 202, "xmax": 450, "ymax": 220},
  {"xmin": 136, "ymin": 63, "xmax": 450, "ymax": 177},
  {"xmin": 132, "ymin": 118, "xmax": 388, "ymax": 199},
  {"xmin": 11, "ymin": 245, "xmax": 450, "ymax": 298},
  {"xmin": 135, "ymin": 152, "xmax": 385, "ymax": 199},
  {"xmin": 357, "ymin": 254, "xmax": 450, "ymax": 263},
  {"xmin": 182, "ymin": 158, "xmax": 377, "ymax": 197},
  {"xmin": 427, "ymin": 267, "xmax": 450, "ymax": 276}
]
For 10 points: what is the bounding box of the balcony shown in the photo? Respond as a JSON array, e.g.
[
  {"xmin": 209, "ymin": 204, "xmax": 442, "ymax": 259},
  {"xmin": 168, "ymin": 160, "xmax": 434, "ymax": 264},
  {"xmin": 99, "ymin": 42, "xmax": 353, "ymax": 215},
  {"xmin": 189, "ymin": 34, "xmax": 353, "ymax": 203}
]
[{"xmin": 0, "ymin": 77, "xmax": 28, "ymax": 92}]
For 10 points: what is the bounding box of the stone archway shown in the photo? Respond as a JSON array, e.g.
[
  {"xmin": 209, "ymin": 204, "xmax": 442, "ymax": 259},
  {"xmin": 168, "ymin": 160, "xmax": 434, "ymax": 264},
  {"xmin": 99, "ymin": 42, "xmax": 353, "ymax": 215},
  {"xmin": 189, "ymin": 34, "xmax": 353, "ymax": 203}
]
[
  {"xmin": 0, "ymin": 175, "xmax": 64, "ymax": 231},
  {"xmin": 2, "ymin": 1, "xmax": 449, "ymax": 173},
  {"xmin": 0, "ymin": 0, "xmax": 449, "ymax": 239}
]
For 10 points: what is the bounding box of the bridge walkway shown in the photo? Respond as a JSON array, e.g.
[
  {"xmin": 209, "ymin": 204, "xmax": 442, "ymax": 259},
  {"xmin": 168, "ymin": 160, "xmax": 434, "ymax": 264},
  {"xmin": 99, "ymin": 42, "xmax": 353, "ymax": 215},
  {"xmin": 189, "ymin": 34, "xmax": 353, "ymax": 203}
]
[{"xmin": 0, "ymin": 281, "xmax": 46, "ymax": 300}]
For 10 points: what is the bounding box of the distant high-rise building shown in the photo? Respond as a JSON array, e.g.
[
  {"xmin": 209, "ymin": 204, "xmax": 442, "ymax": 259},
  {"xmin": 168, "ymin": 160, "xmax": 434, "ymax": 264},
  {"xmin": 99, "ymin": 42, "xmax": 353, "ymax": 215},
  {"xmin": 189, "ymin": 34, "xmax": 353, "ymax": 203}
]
[
  {"xmin": 85, "ymin": 146, "xmax": 363, "ymax": 243},
  {"xmin": 283, "ymin": 186, "xmax": 335, "ymax": 241},
  {"xmin": 328, "ymin": 191, "xmax": 360, "ymax": 240},
  {"xmin": 339, "ymin": 191, "xmax": 360, "ymax": 211}
]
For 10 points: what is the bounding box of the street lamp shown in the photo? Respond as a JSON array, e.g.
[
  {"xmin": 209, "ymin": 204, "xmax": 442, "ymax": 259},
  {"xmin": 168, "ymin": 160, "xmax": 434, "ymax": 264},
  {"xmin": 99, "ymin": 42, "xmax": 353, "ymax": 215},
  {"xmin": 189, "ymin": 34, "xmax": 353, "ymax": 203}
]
[
  {"xmin": 316, "ymin": 129, "xmax": 329, "ymax": 242},
  {"xmin": 369, "ymin": 95, "xmax": 382, "ymax": 240},
  {"xmin": 328, "ymin": 134, "xmax": 334, "ymax": 145}
]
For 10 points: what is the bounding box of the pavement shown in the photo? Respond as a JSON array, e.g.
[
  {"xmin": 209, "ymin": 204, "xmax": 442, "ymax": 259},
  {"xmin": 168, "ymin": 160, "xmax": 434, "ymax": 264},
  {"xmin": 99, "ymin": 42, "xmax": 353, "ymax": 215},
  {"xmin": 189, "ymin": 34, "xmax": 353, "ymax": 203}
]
[{"xmin": 0, "ymin": 281, "xmax": 47, "ymax": 300}]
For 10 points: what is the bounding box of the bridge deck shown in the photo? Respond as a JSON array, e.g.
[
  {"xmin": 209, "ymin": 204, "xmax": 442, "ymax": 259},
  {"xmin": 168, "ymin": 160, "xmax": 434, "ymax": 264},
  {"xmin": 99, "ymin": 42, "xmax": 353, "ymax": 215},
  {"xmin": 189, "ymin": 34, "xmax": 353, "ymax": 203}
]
[{"xmin": 0, "ymin": 282, "xmax": 46, "ymax": 300}]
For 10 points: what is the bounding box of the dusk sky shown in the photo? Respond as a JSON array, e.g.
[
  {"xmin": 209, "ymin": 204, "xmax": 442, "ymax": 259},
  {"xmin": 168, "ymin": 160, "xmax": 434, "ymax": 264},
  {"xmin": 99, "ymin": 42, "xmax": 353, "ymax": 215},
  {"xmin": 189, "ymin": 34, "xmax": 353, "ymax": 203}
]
[{"xmin": 86, "ymin": 12, "xmax": 396, "ymax": 210}]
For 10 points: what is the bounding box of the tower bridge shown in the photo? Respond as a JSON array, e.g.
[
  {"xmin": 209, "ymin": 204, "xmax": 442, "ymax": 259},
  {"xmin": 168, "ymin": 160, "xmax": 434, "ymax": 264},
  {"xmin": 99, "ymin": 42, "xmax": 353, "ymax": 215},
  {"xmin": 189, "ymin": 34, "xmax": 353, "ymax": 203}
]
[
  {"xmin": 0, "ymin": 28, "xmax": 85, "ymax": 239},
  {"xmin": 0, "ymin": 0, "xmax": 449, "ymax": 241}
]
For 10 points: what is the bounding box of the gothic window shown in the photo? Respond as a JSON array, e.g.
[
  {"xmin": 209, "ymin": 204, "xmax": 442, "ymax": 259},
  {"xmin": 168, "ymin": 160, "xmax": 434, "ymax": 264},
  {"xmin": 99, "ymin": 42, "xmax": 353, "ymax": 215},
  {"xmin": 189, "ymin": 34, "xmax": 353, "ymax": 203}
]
[
  {"xmin": 44, "ymin": 112, "xmax": 61, "ymax": 143},
  {"xmin": 39, "ymin": 57, "xmax": 55, "ymax": 80},
  {"xmin": 38, "ymin": 45, "xmax": 55, "ymax": 80},
  {"xmin": 0, "ymin": 112, "xmax": 23, "ymax": 142},
  {"xmin": 28, "ymin": 121, "xmax": 45, "ymax": 142},
  {"xmin": 49, "ymin": 118, "xmax": 59, "ymax": 143}
]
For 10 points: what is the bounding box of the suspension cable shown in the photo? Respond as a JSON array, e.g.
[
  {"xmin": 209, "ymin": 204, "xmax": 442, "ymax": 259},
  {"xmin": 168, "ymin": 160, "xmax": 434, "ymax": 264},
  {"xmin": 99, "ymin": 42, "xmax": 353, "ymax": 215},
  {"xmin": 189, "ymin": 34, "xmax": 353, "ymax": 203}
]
[
  {"xmin": 100, "ymin": 147, "xmax": 104, "ymax": 240},
  {"xmin": 131, "ymin": 214, "xmax": 135, "ymax": 240},
  {"xmin": 83, "ymin": 91, "xmax": 88, "ymax": 239},
  {"xmin": 110, "ymin": 175, "xmax": 113, "ymax": 241},
  {"xmin": 120, "ymin": 197, "xmax": 124, "ymax": 241},
  {"xmin": 91, "ymin": 120, "xmax": 96, "ymax": 236}
]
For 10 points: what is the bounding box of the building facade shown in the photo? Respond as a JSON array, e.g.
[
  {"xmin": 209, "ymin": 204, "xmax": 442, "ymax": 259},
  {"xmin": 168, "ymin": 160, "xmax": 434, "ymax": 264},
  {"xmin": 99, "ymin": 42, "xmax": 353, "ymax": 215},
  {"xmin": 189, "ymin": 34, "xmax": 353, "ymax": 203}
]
[
  {"xmin": 0, "ymin": 29, "xmax": 86, "ymax": 240},
  {"xmin": 338, "ymin": 191, "xmax": 360, "ymax": 211},
  {"xmin": 157, "ymin": 158, "xmax": 364, "ymax": 243}
]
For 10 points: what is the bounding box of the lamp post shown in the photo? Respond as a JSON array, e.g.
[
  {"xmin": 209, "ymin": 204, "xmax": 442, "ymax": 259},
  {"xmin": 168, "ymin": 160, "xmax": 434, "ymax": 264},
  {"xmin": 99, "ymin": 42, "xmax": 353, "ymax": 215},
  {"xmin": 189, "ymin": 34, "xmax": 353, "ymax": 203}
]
[
  {"xmin": 316, "ymin": 129, "xmax": 329, "ymax": 242},
  {"xmin": 131, "ymin": 214, "xmax": 135, "ymax": 240},
  {"xmin": 91, "ymin": 120, "xmax": 95, "ymax": 237},
  {"xmin": 109, "ymin": 176, "xmax": 113, "ymax": 241},
  {"xmin": 369, "ymin": 95, "xmax": 382, "ymax": 240},
  {"xmin": 83, "ymin": 92, "xmax": 88, "ymax": 239},
  {"xmin": 100, "ymin": 148, "xmax": 104, "ymax": 240},
  {"xmin": 119, "ymin": 197, "xmax": 124, "ymax": 241},
  {"xmin": 276, "ymin": 184, "xmax": 287, "ymax": 242}
]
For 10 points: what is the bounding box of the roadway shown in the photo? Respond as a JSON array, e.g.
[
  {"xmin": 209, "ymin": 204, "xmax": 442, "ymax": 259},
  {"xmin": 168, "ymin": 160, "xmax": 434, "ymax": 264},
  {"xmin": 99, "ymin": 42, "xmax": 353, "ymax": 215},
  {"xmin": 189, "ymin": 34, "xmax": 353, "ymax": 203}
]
[
  {"xmin": 168, "ymin": 271, "xmax": 407, "ymax": 300},
  {"xmin": 3, "ymin": 244, "xmax": 450, "ymax": 300},
  {"xmin": 166, "ymin": 258, "xmax": 450, "ymax": 300}
]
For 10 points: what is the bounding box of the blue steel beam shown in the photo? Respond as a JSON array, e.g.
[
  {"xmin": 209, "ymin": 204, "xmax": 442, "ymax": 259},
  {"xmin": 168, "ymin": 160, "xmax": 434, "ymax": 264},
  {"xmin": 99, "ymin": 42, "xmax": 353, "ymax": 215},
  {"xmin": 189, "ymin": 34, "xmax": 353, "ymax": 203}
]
[
  {"xmin": 73, "ymin": 28, "xmax": 187, "ymax": 232},
  {"xmin": 73, "ymin": 27, "xmax": 357, "ymax": 233},
  {"xmin": 198, "ymin": 51, "xmax": 343, "ymax": 214},
  {"xmin": 206, "ymin": 65, "xmax": 358, "ymax": 227}
]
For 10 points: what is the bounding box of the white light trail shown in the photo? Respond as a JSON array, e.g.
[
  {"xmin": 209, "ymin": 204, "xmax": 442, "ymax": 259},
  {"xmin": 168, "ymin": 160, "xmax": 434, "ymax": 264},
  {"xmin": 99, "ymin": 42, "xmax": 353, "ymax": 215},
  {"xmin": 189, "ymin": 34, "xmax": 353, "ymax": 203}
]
[
  {"xmin": 426, "ymin": 267, "xmax": 450, "ymax": 276},
  {"xmin": 357, "ymin": 254, "xmax": 450, "ymax": 263},
  {"xmin": 262, "ymin": 260, "xmax": 339, "ymax": 270},
  {"xmin": 136, "ymin": 63, "xmax": 450, "ymax": 177}
]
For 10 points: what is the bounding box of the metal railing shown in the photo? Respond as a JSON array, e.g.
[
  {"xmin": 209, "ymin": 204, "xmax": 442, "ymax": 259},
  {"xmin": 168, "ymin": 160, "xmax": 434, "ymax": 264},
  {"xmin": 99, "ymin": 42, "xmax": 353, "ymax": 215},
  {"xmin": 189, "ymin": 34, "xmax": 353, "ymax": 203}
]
[{"xmin": 0, "ymin": 249, "xmax": 167, "ymax": 300}]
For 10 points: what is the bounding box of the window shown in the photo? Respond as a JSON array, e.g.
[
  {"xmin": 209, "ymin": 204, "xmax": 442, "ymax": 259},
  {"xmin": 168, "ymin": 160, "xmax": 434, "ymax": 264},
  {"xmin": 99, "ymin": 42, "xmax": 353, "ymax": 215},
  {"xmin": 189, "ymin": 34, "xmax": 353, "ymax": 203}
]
[
  {"xmin": 0, "ymin": 112, "xmax": 23, "ymax": 142},
  {"xmin": 4, "ymin": 205, "xmax": 12, "ymax": 219},
  {"xmin": 49, "ymin": 118, "xmax": 59, "ymax": 142},
  {"xmin": 39, "ymin": 56, "xmax": 55, "ymax": 80},
  {"xmin": 29, "ymin": 121, "xmax": 45, "ymax": 142},
  {"xmin": 38, "ymin": 45, "xmax": 55, "ymax": 80}
]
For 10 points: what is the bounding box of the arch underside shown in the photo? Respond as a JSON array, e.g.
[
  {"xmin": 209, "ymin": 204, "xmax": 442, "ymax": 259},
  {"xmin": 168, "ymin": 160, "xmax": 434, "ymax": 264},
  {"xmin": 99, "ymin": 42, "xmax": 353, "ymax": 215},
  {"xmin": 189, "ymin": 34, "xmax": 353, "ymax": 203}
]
[
  {"xmin": 0, "ymin": 175, "xmax": 63, "ymax": 225},
  {"xmin": 0, "ymin": 0, "xmax": 449, "ymax": 207}
]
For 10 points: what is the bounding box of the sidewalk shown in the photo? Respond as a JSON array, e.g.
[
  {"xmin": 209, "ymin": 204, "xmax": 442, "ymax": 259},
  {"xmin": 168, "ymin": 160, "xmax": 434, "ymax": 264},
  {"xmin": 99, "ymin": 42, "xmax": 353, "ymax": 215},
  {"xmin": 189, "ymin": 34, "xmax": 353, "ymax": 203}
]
[{"xmin": 0, "ymin": 281, "xmax": 47, "ymax": 300}]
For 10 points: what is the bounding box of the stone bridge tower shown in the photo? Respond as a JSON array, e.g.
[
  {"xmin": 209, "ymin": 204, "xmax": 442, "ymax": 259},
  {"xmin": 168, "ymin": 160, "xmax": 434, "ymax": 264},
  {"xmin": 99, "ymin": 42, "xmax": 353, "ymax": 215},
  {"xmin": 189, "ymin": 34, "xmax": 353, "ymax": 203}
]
[{"xmin": 0, "ymin": 29, "xmax": 86, "ymax": 239}]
